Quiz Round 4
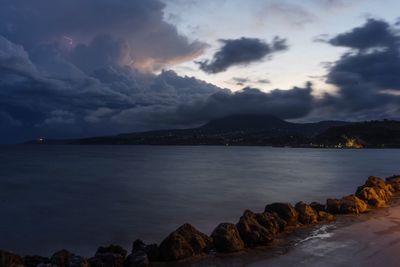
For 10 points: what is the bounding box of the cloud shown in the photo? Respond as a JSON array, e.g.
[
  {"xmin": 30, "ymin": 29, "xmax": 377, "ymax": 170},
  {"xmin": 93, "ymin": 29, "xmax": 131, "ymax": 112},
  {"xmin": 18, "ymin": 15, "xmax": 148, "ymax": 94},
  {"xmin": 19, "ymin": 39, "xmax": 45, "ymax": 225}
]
[
  {"xmin": 328, "ymin": 19, "xmax": 398, "ymax": 50},
  {"xmin": 315, "ymin": 18, "xmax": 400, "ymax": 120},
  {"xmin": 197, "ymin": 37, "xmax": 288, "ymax": 74},
  {"xmin": 0, "ymin": 0, "xmax": 206, "ymax": 71},
  {"xmin": 0, "ymin": 34, "xmax": 221, "ymax": 143},
  {"xmin": 174, "ymin": 83, "xmax": 314, "ymax": 124},
  {"xmin": 259, "ymin": 2, "xmax": 317, "ymax": 28}
]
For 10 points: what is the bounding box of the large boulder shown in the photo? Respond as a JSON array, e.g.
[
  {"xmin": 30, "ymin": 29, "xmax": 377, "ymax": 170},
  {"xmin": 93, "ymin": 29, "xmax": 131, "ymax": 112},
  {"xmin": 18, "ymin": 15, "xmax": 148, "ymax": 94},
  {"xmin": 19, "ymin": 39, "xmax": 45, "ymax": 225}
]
[
  {"xmin": 316, "ymin": 211, "xmax": 335, "ymax": 222},
  {"xmin": 23, "ymin": 255, "xmax": 50, "ymax": 267},
  {"xmin": 211, "ymin": 223, "xmax": 245, "ymax": 253},
  {"xmin": 0, "ymin": 250, "xmax": 24, "ymax": 267},
  {"xmin": 295, "ymin": 202, "xmax": 318, "ymax": 225},
  {"xmin": 51, "ymin": 250, "xmax": 88, "ymax": 267},
  {"xmin": 96, "ymin": 245, "xmax": 127, "ymax": 258},
  {"xmin": 90, "ymin": 244, "xmax": 127, "ymax": 267},
  {"xmin": 89, "ymin": 253, "xmax": 125, "ymax": 267},
  {"xmin": 143, "ymin": 245, "xmax": 159, "ymax": 262},
  {"xmin": 126, "ymin": 239, "xmax": 159, "ymax": 264},
  {"xmin": 124, "ymin": 251, "xmax": 149, "ymax": 267},
  {"xmin": 356, "ymin": 187, "xmax": 387, "ymax": 208},
  {"xmin": 255, "ymin": 212, "xmax": 281, "ymax": 235},
  {"xmin": 327, "ymin": 195, "xmax": 368, "ymax": 214},
  {"xmin": 264, "ymin": 203, "xmax": 298, "ymax": 226},
  {"xmin": 386, "ymin": 175, "xmax": 400, "ymax": 191},
  {"xmin": 310, "ymin": 202, "xmax": 326, "ymax": 212},
  {"xmin": 159, "ymin": 223, "xmax": 212, "ymax": 261},
  {"xmin": 356, "ymin": 176, "xmax": 393, "ymax": 202},
  {"xmin": 236, "ymin": 210, "xmax": 274, "ymax": 247}
]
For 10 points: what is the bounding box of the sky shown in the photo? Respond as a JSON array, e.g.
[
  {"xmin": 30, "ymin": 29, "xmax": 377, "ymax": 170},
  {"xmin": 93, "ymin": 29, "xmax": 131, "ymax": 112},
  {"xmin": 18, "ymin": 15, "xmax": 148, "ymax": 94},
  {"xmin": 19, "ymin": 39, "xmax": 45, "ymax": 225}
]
[{"xmin": 1, "ymin": 0, "xmax": 400, "ymax": 143}]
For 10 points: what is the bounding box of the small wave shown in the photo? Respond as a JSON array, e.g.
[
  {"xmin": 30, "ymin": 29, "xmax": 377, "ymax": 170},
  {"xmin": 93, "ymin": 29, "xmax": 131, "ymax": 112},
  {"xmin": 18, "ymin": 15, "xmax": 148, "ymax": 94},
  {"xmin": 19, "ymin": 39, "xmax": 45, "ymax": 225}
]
[{"xmin": 295, "ymin": 224, "xmax": 336, "ymax": 245}]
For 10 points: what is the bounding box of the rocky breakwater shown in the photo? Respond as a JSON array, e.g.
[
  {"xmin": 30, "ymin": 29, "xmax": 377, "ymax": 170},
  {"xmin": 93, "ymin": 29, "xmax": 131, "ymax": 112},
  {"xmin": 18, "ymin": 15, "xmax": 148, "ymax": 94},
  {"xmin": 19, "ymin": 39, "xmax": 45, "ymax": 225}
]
[{"xmin": 1, "ymin": 175, "xmax": 400, "ymax": 267}]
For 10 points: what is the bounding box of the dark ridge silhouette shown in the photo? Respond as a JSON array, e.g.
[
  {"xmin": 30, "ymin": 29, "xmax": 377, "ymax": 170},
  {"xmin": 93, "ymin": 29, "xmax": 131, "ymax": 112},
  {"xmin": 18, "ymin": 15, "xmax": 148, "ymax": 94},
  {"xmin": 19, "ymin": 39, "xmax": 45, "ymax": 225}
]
[{"xmin": 25, "ymin": 114, "xmax": 400, "ymax": 147}]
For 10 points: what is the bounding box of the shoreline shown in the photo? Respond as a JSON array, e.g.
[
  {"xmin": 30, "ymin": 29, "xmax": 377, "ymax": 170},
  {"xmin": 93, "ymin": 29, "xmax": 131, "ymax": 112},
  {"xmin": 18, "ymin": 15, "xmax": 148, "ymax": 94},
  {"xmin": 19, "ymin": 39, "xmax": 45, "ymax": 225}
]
[{"xmin": 1, "ymin": 175, "xmax": 400, "ymax": 267}]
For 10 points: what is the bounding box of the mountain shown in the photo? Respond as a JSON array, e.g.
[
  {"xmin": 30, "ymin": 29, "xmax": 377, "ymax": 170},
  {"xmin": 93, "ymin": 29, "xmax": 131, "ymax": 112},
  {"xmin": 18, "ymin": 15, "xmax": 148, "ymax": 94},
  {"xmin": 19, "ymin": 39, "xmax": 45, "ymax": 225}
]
[{"xmin": 28, "ymin": 114, "xmax": 353, "ymax": 146}]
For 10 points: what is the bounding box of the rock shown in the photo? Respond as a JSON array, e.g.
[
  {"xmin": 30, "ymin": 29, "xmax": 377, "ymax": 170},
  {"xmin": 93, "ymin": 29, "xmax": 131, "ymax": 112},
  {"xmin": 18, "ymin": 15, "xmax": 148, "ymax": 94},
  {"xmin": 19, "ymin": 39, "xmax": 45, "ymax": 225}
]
[
  {"xmin": 130, "ymin": 240, "xmax": 159, "ymax": 262},
  {"xmin": 143, "ymin": 244, "xmax": 159, "ymax": 262},
  {"xmin": 317, "ymin": 211, "xmax": 335, "ymax": 221},
  {"xmin": 51, "ymin": 250, "xmax": 72, "ymax": 267},
  {"xmin": 356, "ymin": 187, "xmax": 387, "ymax": 208},
  {"xmin": 386, "ymin": 175, "xmax": 400, "ymax": 191},
  {"xmin": 264, "ymin": 203, "xmax": 298, "ymax": 226},
  {"xmin": 90, "ymin": 244, "xmax": 127, "ymax": 267},
  {"xmin": 89, "ymin": 253, "xmax": 125, "ymax": 267},
  {"xmin": 23, "ymin": 255, "xmax": 50, "ymax": 267},
  {"xmin": 50, "ymin": 250, "xmax": 88, "ymax": 267},
  {"xmin": 270, "ymin": 213, "xmax": 287, "ymax": 232},
  {"xmin": 159, "ymin": 223, "xmax": 213, "ymax": 261},
  {"xmin": 96, "ymin": 244, "xmax": 127, "ymax": 258},
  {"xmin": 341, "ymin": 195, "xmax": 368, "ymax": 214},
  {"xmin": 69, "ymin": 256, "xmax": 89, "ymax": 267},
  {"xmin": 236, "ymin": 210, "xmax": 274, "ymax": 247},
  {"xmin": 356, "ymin": 176, "xmax": 393, "ymax": 202},
  {"xmin": 255, "ymin": 212, "xmax": 281, "ymax": 235},
  {"xmin": 211, "ymin": 223, "xmax": 245, "ymax": 253},
  {"xmin": 124, "ymin": 251, "xmax": 149, "ymax": 267},
  {"xmin": 310, "ymin": 202, "xmax": 326, "ymax": 212},
  {"xmin": 327, "ymin": 195, "xmax": 367, "ymax": 214},
  {"xmin": 0, "ymin": 250, "xmax": 24, "ymax": 267},
  {"xmin": 326, "ymin": 198, "xmax": 341, "ymax": 214},
  {"xmin": 132, "ymin": 240, "xmax": 146, "ymax": 253},
  {"xmin": 295, "ymin": 202, "xmax": 318, "ymax": 224}
]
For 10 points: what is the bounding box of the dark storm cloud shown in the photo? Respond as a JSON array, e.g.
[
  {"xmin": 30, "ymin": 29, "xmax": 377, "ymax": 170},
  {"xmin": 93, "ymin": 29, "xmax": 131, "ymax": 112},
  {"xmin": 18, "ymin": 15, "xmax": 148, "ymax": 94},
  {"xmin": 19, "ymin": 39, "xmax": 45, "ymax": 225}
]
[
  {"xmin": 328, "ymin": 19, "xmax": 399, "ymax": 50},
  {"xmin": 315, "ymin": 18, "xmax": 400, "ymax": 120},
  {"xmin": 198, "ymin": 37, "xmax": 288, "ymax": 74},
  {"xmin": 0, "ymin": 0, "xmax": 206, "ymax": 71},
  {"xmin": 173, "ymin": 83, "xmax": 314, "ymax": 124}
]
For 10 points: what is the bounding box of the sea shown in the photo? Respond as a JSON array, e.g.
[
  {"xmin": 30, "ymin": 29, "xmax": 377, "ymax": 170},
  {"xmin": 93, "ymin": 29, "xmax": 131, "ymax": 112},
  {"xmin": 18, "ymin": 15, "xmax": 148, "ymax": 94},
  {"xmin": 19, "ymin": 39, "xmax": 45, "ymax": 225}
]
[{"xmin": 0, "ymin": 145, "xmax": 399, "ymax": 256}]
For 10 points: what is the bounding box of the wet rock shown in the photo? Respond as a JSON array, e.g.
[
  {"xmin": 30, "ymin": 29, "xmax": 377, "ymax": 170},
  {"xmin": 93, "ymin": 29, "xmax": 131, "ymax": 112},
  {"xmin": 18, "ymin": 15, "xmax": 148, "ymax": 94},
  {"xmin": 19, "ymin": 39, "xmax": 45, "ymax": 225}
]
[
  {"xmin": 69, "ymin": 256, "xmax": 89, "ymax": 267},
  {"xmin": 90, "ymin": 244, "xmax": 127, "ymax": 267},
  {"xmin": 96, "ymin": 244, "xmax": 127, "ymax": 258},
  {"xmin": 89, "ymin": 253, "xmax": 125, "ymax": 267},
  {"xmin": 132, "ymin": 240, "xmax": 146, "ymax": 253},
  {"xmin": 386, "ymin": 175, "xmax": 400, "ymax": 191},
  {"xmin": 23, "ymin": 255, "xmax": 50, "ymax": 267},
  {"xmin": 270, "ymin": 213, "xmax": 287, "ymax": 232},
  {"xmin": 124, "ymin": 251, "xmax": 149, "ymax": 267},
  {"xmin": 211, "ymin": 223, "xmax": 245, "ymax": 252},
  {"xmin": 236, "ymin": 210, "xmax": 274, "ymax": 247},
  {"xmin": 317, "ymin": 211, "xmax": 335, "ymax": 221},
  {"xmin": 264, "ymin": 203, "xmax": 298, "ymax": 226},
  {"xmin": 159, "ymin": 223, "xmax": 213, "ymax": 261},
  {"xmin": 143, "ymin": 244, "xmax": 159, "ymax": 262},
  {"xmin": 356, "ymin": 176, "xmax": 393, "ymax": 202},
  {"xmin": 0, "ymin": 250, "xmax": 24, "ymax": 267},
  {"xmin": 327, "ymin": 195, "xmax": 368, "ymax": 214},
  {"xmin": 341, "ymin": 195, "xmax": 368, "ymax": 214},
  {"xmin": 356, "ymin": 187, "xmax": 387, "ymax": 208},
  {"xmin": 51, "ymin": 250, "xmax": 72, "ymax": 267},
  {"xmin": 326, "ymin": 198, "xmax": 341, "ymax": 214},
  {"xmin": 51, "ymin": 250, "xmax": 88, "ymax": 267},
  {"xmin": 295, "ymin": 202, "xmax": 318, "ymax": 224},
  {"xmin": 131, "ymin": 240, "xmax": 159, "ymax": 262},
  {"xmin": 255, "ymin": 212, "xmax": 281, "ymax": 235},
  {"xmin": 310, "ymin": 202, "xmax": 326, "ymax": 212}
]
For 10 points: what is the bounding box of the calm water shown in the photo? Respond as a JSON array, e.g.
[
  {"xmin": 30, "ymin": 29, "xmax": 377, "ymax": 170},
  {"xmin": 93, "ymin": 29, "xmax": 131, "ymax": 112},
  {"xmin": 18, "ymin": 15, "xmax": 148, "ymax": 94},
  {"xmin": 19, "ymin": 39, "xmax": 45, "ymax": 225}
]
[{"xmin": 0, "ymin": 145, "xmax": 399, "ymax": 256}]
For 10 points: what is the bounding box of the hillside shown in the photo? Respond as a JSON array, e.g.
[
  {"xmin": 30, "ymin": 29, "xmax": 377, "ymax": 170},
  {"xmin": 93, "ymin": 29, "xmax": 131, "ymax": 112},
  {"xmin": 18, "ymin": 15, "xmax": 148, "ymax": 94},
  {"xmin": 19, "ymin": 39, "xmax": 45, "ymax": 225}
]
[{"xmin": 314, "ymin": 120, "xmax": 400, "ymax": 148}]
